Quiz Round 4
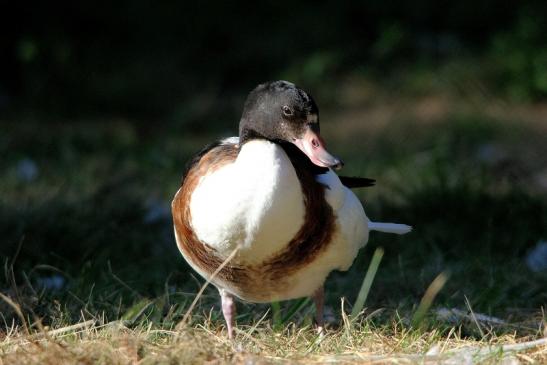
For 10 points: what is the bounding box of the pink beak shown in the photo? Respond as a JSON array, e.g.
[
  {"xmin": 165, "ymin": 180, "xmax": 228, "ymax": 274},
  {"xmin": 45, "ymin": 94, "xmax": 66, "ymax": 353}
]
[{"xmin": 292, "ymin": 128, "xmax": 344, "ymax": 170}]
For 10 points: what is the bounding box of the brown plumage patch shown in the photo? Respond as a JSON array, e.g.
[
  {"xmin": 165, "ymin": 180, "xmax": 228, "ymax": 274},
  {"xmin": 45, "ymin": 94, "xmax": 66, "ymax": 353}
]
[
  {"xmin": 172, "ymin": 142, "xmax": 248, "ymax": 285},
  {"xmin": 172, "ymin": 141, "xmax": 336, "ymax": 302},
  {"xmin": 262, "ymin": 153, "xmax": 336, "ymax": 281}
]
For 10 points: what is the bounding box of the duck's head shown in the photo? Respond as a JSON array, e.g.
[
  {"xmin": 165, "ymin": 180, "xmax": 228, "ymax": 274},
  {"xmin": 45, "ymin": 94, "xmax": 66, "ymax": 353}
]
[{"xmin": 239, "ymin": 80, "xmax": 344, "ymax": 170}]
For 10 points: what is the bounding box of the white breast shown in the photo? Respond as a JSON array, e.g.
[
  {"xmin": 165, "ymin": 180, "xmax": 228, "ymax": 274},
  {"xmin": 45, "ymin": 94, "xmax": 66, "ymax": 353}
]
[{"xmin": 189, "ymin": 140, "xmax": 305, "ymax": 263}]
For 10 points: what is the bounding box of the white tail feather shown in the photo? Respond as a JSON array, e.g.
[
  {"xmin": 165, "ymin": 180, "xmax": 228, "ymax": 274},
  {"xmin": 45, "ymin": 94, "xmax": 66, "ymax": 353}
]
[{"xmin": 368, "ymin": 222, "xmax": 412, "ymax": 235}]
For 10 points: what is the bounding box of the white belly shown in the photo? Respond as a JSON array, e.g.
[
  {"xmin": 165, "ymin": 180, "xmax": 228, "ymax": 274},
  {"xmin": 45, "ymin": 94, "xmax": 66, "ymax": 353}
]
[{"xmin": 189, "ymin": 140, "xmax": 306, "ymax": 264}]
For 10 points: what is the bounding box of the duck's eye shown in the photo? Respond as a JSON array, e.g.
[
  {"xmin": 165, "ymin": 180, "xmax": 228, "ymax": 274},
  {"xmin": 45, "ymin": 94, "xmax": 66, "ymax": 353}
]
[{"xmin": 282, "ymin": 105, "xmax": 293, "ymax": 116}]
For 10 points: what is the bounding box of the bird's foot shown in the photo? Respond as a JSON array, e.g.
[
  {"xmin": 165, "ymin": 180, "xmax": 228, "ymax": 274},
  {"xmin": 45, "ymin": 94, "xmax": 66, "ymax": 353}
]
[
  {"xmin": 220, "ymin": 289, "xmax": 236, "ymax": 340},
  {"xmin": 312, "ymin": 285, "xmax": 325, "ymax": 337},
  {"xmin": 315, "ymin": 324, "xmax": 325, "ymax": 337}
]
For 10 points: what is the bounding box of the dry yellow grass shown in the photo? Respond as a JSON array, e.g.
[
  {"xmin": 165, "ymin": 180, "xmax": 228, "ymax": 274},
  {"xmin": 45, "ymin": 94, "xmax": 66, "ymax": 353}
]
[{"xmin": 1, "ymin": 314, "xmax": 545, "ymax": 364}]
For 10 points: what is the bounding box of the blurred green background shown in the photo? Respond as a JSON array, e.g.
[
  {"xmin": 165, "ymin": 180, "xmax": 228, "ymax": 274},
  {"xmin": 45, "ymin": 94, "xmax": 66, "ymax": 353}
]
[{"xmin": 1, "ymin": 1, "xmax": 546, "ymax": 331}]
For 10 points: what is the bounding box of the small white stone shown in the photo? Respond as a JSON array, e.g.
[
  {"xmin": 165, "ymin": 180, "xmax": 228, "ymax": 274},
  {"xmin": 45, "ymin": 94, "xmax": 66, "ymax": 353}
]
[
  {"xmin": 16, "ymin": 158, "xmax": 39, "ymax": 182},
  {"xmin": 525, "ymin": 240, "xmax": 547, "ymax": 272}
]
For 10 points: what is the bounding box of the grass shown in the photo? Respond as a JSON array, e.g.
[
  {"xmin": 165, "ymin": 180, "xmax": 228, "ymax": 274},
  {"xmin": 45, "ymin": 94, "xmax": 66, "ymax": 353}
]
[
  {"xmin": 0, "ymin": 302, "xmax": 545, "ymax": 364},
  {"xmin": 1, "ymin": 77, "xmax": 547, "ymax": 362}
]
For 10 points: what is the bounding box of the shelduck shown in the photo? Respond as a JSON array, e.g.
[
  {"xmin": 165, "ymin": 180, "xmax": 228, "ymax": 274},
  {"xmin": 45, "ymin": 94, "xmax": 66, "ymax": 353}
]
[{"xmin": 172, "ymin": 81, "xmax": 411, "ymax": 338}]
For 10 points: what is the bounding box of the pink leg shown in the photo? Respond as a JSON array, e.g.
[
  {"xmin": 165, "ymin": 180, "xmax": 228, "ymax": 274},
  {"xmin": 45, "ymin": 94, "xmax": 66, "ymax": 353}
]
[
  {"xmin": 219, "ymin": 289, "xmax": 236, "ymax": 339},
  {"xmin": 312, "ymin": 286, "xmax": 325, "ymax": 334}
]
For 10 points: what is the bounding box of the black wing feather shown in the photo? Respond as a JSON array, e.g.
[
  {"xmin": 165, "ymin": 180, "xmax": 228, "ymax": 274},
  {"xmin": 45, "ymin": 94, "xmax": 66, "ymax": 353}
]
[{"xmin": 338, "ymin": 176, "xmax": 376, "ymax": 188}]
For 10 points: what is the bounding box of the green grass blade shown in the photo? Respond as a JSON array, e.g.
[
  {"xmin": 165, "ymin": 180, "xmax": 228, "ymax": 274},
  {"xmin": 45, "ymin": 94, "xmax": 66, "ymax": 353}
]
[
  {"xmin": 351, "ymin": 247, "xmax": 384, "ymax": 318},
  {"xmin": 411, "ymin": 271, "xmax": 449, "ymax": 328},
  {"xmin": 122, "ymin": 298, "xmax": 153, "ymax": 325},
  {"xmin": 281, "ymin": 297, "xmax": 310, "ymax": 324},
  {"xmin": 271, "ymin": 301, "xmax": 282, "ymax": 330}
]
